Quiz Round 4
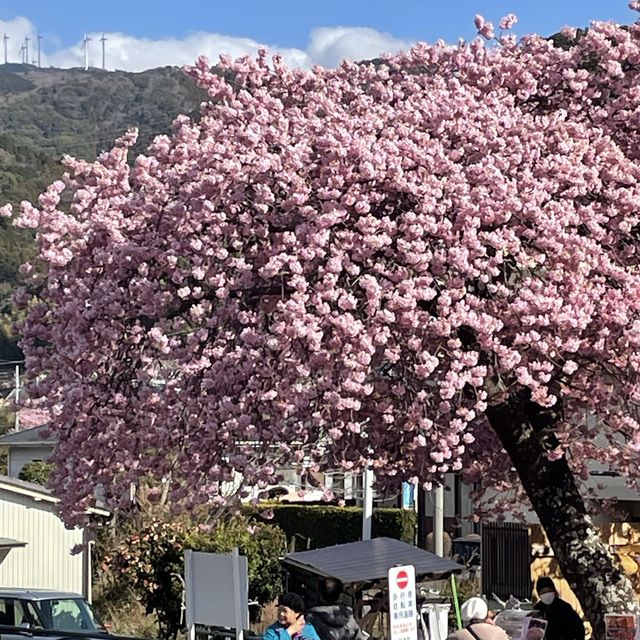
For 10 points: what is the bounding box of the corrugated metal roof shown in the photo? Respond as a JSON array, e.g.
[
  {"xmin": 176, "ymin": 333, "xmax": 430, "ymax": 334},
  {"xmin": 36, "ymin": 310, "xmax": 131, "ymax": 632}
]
[
  {"xmin": 0, "ymin": 474, "xmax": 56, "ymax": 502},
  {"xmin": 0, "ymin": 537, "xmax": 27, "ymax": 549},
  {"xmin": 0, "ymin": 475, "xmax": 110, "ymax": 516},
  {"xmin": 283, "ymin": 537, "xmax": 462, "ymax": 583}
]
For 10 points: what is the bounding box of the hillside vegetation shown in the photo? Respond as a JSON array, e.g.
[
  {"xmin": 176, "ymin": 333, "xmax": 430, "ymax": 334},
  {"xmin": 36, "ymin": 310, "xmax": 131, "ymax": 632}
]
[{"xmin": 0, "ymin": 63, "xmax": 209, "ymax": 357}]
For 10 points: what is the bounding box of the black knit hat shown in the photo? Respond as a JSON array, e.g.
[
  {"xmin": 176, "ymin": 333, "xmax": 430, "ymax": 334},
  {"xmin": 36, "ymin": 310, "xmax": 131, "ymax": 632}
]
[
  {"xmin": 536, "ymin": 577, "xmax": 556, "ymax": 593},
  {"xmin": 278, "ymin": 592, "xmax": 305, "ymax": 614}
]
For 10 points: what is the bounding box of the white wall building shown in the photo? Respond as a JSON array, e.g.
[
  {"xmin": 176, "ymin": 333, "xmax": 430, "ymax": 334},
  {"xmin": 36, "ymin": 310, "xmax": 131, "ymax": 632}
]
[{"xmin": 0, "ymin": 475, "xmax": 107, "ymax": 597}]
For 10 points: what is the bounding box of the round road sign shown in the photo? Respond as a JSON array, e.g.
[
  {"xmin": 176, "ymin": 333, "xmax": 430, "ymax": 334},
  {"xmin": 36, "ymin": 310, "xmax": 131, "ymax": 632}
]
[{"xmin": 396, "ymin": 569, "xmax": 409, "ymax": 589}]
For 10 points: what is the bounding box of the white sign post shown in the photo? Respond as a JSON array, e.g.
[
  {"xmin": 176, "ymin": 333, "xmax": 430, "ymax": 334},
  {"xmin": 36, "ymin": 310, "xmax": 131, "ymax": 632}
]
[{"xmin": 388, "ymin": 564, "xmax": 418, "ymax": 640}]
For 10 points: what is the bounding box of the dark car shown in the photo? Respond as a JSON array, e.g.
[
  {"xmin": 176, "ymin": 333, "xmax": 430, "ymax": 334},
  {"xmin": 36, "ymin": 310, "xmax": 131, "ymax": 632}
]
[{"xmin": 0, "ymin": 589, "xmax": 107, "ymax": 639}]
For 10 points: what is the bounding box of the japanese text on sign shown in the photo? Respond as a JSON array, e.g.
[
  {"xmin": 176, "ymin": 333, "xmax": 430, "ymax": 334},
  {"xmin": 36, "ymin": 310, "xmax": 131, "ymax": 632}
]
[{"xmin": 388, "ymin": 564, "xmax": 418, "ymax": 640}]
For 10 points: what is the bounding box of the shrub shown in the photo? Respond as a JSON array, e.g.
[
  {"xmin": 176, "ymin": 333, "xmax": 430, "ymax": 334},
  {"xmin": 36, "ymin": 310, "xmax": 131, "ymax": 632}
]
[
  {"xmin": 99, "ymin": 516, "xmax": 286, "ymax": 640},
  {"xmin": 246, "ymin": 505, "xmax": 416, "ymax": 550},
  {"xmin": 18, "ymin": 460, "xmax": 53, "ymax": 485}
]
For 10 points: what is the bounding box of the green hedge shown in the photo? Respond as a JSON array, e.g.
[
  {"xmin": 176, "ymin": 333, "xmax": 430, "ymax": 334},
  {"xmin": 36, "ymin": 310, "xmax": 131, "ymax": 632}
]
[{"xmin": 246, "ymin": 505, "xmax": 416, "ymax": 551}]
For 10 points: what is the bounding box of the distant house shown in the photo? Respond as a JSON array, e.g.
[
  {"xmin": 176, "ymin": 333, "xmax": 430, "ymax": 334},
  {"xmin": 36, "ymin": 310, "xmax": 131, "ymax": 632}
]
[
  {"xmin": 0, "ymin": 426, "xmax": 398, "ymax": 509},
  {"xmin": 0, "ymin": 424, "xmax": 54, "ymax": 478},
  {"xmin": 0, "ymin": 474, "xmax": 108, "ymax": 596}
]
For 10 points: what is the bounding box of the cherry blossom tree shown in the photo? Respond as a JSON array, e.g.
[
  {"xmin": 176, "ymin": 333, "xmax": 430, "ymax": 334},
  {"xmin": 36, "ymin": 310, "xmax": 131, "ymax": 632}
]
[{"xmin": 4, "ymin": 7, "xmax": 640, "ymax": 634}]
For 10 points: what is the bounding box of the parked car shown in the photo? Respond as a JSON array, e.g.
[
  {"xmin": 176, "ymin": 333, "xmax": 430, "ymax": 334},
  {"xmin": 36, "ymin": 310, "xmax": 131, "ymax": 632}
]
[{"xmin": 0, "ymin": 589, "xmax": 108, "ymax": 639}]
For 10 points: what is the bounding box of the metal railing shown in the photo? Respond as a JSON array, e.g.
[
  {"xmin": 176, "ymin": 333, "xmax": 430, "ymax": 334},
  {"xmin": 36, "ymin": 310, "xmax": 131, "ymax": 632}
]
[{"xmin": 481, "ymin": 521, "xmax": 531, "ymax": 601}]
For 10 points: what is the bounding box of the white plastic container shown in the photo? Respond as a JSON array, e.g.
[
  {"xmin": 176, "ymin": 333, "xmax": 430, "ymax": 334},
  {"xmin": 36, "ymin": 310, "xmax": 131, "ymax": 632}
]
[{"xmin": 420, "ymin": 603, "xmax": 450, "ymax": 640}]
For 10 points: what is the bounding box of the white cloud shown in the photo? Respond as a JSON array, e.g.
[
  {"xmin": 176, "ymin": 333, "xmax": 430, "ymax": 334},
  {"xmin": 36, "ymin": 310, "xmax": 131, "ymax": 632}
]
[
  {"xmin": 45, "ymin": 32, "xmax": 310, "ymax": 72},
  {"xmin": 0, "ymin": 17, "xmax": 39, "ymax": 64},
  {"xmin": 307, "ymin": 26, "xmax": 414, "ymax": 68},
  {"xmin": 1, "ymin": 16, "xmax": 415, "ymax": 72}
]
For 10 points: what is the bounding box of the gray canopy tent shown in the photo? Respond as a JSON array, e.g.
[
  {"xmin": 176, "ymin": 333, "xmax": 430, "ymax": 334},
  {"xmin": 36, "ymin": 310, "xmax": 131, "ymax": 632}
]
[{"xmin": 282, "ymin": 536, "xmax": 463, "ymax": 613}]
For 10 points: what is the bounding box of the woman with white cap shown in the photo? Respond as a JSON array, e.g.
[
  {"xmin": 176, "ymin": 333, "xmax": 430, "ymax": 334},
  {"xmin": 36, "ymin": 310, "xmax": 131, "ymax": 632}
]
[{"xmin": 447, "ymin": 597, "xmax": 509, "ymax": 640}]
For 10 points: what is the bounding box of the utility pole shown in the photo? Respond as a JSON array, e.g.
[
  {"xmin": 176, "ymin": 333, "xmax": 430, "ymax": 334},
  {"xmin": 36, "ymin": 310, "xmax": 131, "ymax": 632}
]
[
  {"xmin": 434, "ymin": 484, "xmax": 444, "ymax": 556},
  {"xmin": 361, "ymin": 466, "xmax": 374, "ymax": 541},
  {"xmin": 24, "ymin": 36, "xmax": 30, "ymax": 65},
  {"xmin": 100, "ymin": 33, "xmax": 107, "ymax": 70},
  {"xmin": 37, "ymin": 33, "xmax": 42, "ymax": 67},
  {"xmin": 3, "ymin": 33, "xmax": 8, "ymax": 64},
  {"xmin": 14, "ymin": 365, "xmax": 20, "ymax": 431},
  {"xmin": 83, "ymin": 33, "xmax": 91, "ymax": 70}
]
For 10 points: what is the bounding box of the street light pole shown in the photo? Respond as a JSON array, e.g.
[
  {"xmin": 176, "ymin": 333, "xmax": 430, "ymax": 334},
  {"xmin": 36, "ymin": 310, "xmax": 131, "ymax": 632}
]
[
  {"xmin": 362, "ymin": 466, "xmax": 374, "ymax": 540},
  {"xmin": 434, "ymin": 484, "xmax": 444, "ymax": 556},
  {"xmin": 14, "ymin": 365, "xmax": 20, "ymax": 430}
]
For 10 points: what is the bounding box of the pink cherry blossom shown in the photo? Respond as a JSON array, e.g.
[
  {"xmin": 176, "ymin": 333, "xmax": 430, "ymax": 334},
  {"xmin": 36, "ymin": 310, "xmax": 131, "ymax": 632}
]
[{"xmin": 500, "ymin": 14, "xmax": 518, "ymax": 30}]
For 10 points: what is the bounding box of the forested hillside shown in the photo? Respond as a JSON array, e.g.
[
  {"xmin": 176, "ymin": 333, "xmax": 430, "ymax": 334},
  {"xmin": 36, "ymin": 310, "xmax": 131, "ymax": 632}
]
[{"xmin": 0, "ymin": 63, "xmax": 209, "ymax": 357}]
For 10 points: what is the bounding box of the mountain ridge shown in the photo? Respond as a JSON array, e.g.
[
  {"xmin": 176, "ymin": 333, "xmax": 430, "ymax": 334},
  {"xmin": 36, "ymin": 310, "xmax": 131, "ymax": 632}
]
[{"xmin": 0, "ymin": 64, "xmax": 210, "ymax": 357}]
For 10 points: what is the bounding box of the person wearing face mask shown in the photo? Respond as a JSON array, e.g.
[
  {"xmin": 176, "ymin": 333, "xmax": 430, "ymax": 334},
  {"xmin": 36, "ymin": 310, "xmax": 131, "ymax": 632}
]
[
  {"xmin": 264, "ymin": 593, "xmax": 322, "ymax": 640},
  {"xmin": 533, "ymin": 577, "xmax": 585, "ymax": 640}
]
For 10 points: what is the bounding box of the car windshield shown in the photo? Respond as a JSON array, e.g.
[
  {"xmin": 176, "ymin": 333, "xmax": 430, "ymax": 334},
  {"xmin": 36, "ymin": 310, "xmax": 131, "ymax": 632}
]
[{"xmin": 33, "ymin": 598, "xmax": 101, "ymax": 631}]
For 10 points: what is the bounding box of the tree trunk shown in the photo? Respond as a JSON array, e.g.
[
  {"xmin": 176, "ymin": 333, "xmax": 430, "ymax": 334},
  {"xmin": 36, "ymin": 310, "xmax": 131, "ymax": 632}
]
[{"xmin": 485, "ymin": 389, "xmax": 637, "ymax": 637}]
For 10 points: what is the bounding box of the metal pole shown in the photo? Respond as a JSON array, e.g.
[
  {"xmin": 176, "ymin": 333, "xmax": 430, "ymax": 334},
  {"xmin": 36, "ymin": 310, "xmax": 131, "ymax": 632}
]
[
  {"xmin": 450, "ymin": 574, "xmax": 463, "ymax": 630},
  {"xmin": 184, "ymin": 550, "xmax": 196, "ymax": 640},
  {"xmin": 14, "ymin": 365, "xmax": 20, "ymax": 430},
  {"xmin": 362, "ymin": 466, "xmax": 374, "ymax": 541},
  {"xmin": 434, "ymin": 484, "xmax": 444, "ymax": 556},
  {"xmin": 232, "ymin": 548, "xmax": 245, "ymax": 640}
]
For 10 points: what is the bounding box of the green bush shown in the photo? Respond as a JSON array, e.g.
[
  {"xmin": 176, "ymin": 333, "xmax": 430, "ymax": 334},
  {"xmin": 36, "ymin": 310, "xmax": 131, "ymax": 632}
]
[
  {"xmin": 18, "ymin": 460, "xmax": 53, "ymax": 485},
  {"xmin": 98, "ymin": 516, "xmax": 286, "ymax": 640},
  {"xmin": 246, "ymin": 505, "xmax": 416, "ymax": 550}
]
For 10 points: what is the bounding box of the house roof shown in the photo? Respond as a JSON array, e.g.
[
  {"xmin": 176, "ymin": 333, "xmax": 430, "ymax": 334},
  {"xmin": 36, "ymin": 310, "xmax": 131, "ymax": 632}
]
[
  {"xmin": 0, "ymin": 474, "xmax": 58, "ymax": 504},
  {"xmin": 0, "ymin": 474, "xmax": 110, "ymax": 517},
  {"xmin": 0, "ymin": 537, "xmax": 27, "ymax": 549},
  {"xmin": 0, "ymin": 424, "xmax": 54, "ymax": 447},
  {"xmin": 585, "ymin": 473, "xmax": 640, "ymax": 501},
  {"xmin": 282, "ymin": 537, "xmax": 463, "ymax": 584}
]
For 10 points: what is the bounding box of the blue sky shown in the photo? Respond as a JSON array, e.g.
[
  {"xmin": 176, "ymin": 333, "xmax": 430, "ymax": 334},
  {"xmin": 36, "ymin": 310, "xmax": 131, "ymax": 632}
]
[{"xmin": 0, "ymin": 1, "xmax": 637, "ymax": 71}]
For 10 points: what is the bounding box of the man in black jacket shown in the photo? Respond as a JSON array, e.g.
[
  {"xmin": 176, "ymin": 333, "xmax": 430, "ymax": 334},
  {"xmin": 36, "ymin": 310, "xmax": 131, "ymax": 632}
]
[
  {"xmin": 533, "ymin": 577, "xmax": 585, "ymax": 640},
  {"xmin": 307, "ymin": 578, "xmax": 367, "ymax": 640}
]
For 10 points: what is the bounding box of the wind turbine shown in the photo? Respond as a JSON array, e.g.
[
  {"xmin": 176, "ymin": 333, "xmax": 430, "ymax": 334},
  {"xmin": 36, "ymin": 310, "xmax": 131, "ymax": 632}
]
[
  {"xmin": 83, "ymin": 33, "xmax": 91, "ymax": 70},
  {"xmin": 3, "ymin": 33, "xmax": 8, "ymax": 64},
  {"xmin": 24, "ymin": 36, "xmax": 30, "ymax": 65},
  {"xmin": 100, "ymin": 34, "xmax": 107, "ymax": 70},
  {"xmin": 37, "ymin": 34, "xmax": 42, "ymax": 67}
]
